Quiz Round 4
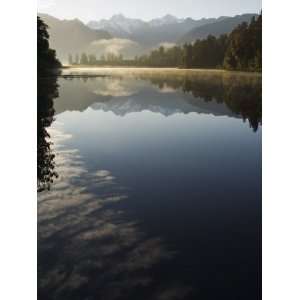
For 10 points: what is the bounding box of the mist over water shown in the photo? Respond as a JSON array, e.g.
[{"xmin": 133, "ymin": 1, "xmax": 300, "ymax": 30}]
[{"xmin": 38, "ymin": 69, "xmax": 261, "ymax": 300}]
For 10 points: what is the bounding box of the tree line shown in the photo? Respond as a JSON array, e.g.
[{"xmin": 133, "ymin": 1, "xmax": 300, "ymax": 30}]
[
  {"xmin": 69, "ymin": 13, "xmax": 261, "ymax": 72},
  {"xmin": 37, "ymin": 16, "xmax": 61, "ymax": 191},
  {"xmin": 38, "ymin": 16, "xmax": 61, "ymax": 76},
  {"xmin": 68, "ymin": 52, "xmax": 127, "ymax": 66}
]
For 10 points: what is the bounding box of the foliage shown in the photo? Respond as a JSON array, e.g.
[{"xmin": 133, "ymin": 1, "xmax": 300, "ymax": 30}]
[
  {"xmin": 37, "ymin": 16, "xmax": 61, "ymax": 191},
  {"xmin": 37, "ymin": 77, "xmax": 59, "ymax": 192},
  {"xmin": 224, "ymin": 14, "xmax": 262, "ymax": 71},
  {"xmin": 135, "ymin": 73, "xmax": 262, "ymax": 131},
  {"xmin": 37, "ymin": 16, "xmax": 61, "ymax": 76}
]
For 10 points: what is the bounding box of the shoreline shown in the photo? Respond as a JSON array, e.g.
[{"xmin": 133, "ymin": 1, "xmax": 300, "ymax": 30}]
[{"xmin": 61, "ymin": 65, "xmax": 262, "ymax": 77}]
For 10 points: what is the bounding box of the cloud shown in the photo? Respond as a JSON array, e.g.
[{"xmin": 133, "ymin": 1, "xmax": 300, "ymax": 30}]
[
  {"xmin": 38, "ymin": 123, "xmax": 192, "ymax": 300},
  {"xmin": 89, "ymin": 38, "xmax": 140, "ymax": 56}
]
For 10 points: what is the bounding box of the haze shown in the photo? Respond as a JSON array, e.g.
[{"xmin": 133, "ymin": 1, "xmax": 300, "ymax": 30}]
[{"xmin": 38, "ymin": 0, "xmax": 261, "ymax": 22}]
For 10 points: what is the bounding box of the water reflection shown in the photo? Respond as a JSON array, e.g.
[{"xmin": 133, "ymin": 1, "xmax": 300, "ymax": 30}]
[
  {"xmin": 38, "ymin": 70, "xmax": 261, "ymax": 300},
  {"xmin": 37, "ymin": 77, "xmax": 59, "ymax": 191},
  {"xmin": 38, "ymin": 124, "xmax": 192, "ymax": 300},
  {"xmin": 137, "ymin": 72, "xmax": 262, "ymax": 131},
  {"xmin": 55, "ymin": 71, "xmax": 261, "ymax": 131}
]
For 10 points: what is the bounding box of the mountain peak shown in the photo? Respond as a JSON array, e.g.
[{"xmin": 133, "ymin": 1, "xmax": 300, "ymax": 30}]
[
  {"xmin": 149, "ymin": 14, "xmax": 180, "ymax": 27},
  {"xmin": 110, "ymin": 13, "xmax": 126, "ymax": 21},
  {"xmin": 162, "ymin": 14, "xmax": 178, "ymax": 20}
]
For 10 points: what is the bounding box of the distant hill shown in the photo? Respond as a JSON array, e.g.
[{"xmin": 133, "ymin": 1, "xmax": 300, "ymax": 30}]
[
  {"xmin": 87, "ymin": 14, "xmax": 228, "ymax": 47},
  {"xmin": 38, "ymin": 14, "xmax": 112, "ymax": 62},
  {"xmin": 38, "ymin": 13, "xmax": 259, "ymax": 60},
  {"xmin": 178, "ymin": 14, "xmax": 257, "ymax": 44}
]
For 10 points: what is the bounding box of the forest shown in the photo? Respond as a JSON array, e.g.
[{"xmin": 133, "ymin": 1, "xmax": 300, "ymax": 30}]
[
  {"xmin": 69, "ymin": 13, "xmax": 261, "ymax": 72},
  {"xmin": 37, "ymin": 16, "xmax": 61, "ymax": 191},
  {"xmin": 38, "ymin": 16, "xmax": 61, "ymax": 76}
]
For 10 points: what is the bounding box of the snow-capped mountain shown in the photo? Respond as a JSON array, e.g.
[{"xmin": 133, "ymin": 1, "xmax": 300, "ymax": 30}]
[
  {"xmin": 88, "ymin": 14, "xmax": 148, "ymax": 37},
  {"xmin": 38, "ymin": 13, "xmax": 112, "ymax": 62},
  {"xmin": 88, "ymin": 14, "xmax": 182, "ymax": 32},
  {"xmin": 86, "ymin": 14, "xmax": 229, "ymax": 47},
  {"xmin": 39, "ymin": 12, "xmax": 258, "ymax": 61},
  {"xmin": 148, "ymin": 14, "xmax": 183, "ymax": 27}
]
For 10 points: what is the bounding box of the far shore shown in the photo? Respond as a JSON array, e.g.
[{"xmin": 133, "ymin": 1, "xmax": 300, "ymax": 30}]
[{"xmin": 61, "ymin": 65, "xmax": 262, "ymax": 77}]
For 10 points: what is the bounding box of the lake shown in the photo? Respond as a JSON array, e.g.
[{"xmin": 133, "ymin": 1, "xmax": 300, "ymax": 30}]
[{"xmin": 38, "ymin": 68, "xmax": 262, "ymax": 300}]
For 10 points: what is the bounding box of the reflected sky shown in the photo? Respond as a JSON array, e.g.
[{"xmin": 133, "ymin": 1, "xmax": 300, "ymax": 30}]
[
  {"xmin": 38, "ymin": 124, "xmax": 192, "ymax": 300},
  {"xmin": 38, "ymin": 70, "xmax": 261, "ymax": 300}
]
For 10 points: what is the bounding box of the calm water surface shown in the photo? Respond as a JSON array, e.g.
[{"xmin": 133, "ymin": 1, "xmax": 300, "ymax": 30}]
[{"xmin": 38, "ymin": 69, "xmax": 261, "ymax": 300}]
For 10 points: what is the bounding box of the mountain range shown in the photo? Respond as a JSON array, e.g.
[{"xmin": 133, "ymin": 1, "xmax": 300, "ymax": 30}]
[
  {"xmin": 179, "ymin": 14, "xmax": 257, "ymax": 43},
  {"xmin": 38, "ymin": 13, "xmax": 258, "ymax": 62},
  {"xmin": 87, "ymin": 14, "xmax": 229, "ymax": 47},
  {"xmin": 38, "ymin": 13, "xmax": 112, "ymax": 61}
]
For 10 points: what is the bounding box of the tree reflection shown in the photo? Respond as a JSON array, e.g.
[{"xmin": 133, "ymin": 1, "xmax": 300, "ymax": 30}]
[
  {"xmin": 55, "ymin": 72, "xmax": 261, "ymax": 131},
  {"xmin": 137, "ymin": 73, "xmax": 262, "ymax": 131},
  {"xmin": 37, "ymin": 77, "xmax": 59, "ymax": 192}
]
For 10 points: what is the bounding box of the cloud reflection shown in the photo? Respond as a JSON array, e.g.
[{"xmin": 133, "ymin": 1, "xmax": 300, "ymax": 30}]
[
  {"xmin": 92, "ymin": 77, "xmax": 138, "ymax": 97},
  {"xmin": 38, "ymin": 122, "xmax": 192, "ymax": 300}
]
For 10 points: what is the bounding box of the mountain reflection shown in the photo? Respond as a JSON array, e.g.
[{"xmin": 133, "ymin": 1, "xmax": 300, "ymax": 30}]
[
  {"xmin": 55, "ymin": 71, "xmax": 261, "ymax": 131},
  {"xmin": 38, "ymin": 124, "xmax": 193, "ymax": 300},
  {"xmin": 38, "ymin": 71, "xmax": 261, "ymax": 299},
  {"xmin": 37, "ymin": 77, "xmax": 59, "ymax": 191}
]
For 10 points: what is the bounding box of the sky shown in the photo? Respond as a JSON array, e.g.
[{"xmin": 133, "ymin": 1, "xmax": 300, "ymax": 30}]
[{"xmin": 38, "ymin": 0, "xmax": 261, "ymax": 23}]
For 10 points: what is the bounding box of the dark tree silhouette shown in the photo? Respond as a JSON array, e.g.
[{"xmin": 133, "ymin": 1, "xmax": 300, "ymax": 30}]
[
  {"xmin": 134, "ymin": 73, "xmax": 261, "ymax": 131},
  {"xmin": 224, "ymin": 13, "xmax": 262, "ymax": 71},
  {"xmin": 37, "ymin": 16, "xmax": 61, "ymax": 76},
  {"xmin": 37, "ymin": 77, "xmax": 59, "ymax": 192},
  {"xmin": 37, "ymin": 16, "xmax": 61, "ymax": 191}
]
